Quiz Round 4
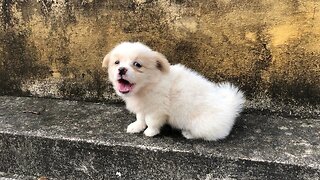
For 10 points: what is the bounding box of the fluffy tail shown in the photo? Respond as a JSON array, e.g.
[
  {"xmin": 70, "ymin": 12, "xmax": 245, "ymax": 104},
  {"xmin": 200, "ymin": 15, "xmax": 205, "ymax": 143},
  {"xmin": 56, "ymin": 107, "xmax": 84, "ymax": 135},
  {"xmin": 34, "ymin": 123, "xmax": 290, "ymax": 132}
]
[{"xmin": 218, "ymin": 82, "xmax": 245, "ymax": 116}]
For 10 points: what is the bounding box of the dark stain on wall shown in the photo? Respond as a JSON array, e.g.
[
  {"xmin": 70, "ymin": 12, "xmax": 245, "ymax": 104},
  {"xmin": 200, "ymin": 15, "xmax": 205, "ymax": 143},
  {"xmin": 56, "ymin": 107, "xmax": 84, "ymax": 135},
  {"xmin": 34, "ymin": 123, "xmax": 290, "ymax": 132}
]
[
  {"xmin": 171, "ymin": 39, "xmax": 199, "ymax": 67},
  {"xmin": 243, "ymin": 33, "xmax": 272, "ymax": 98},
  {"xmin": 38, "ymin": 0, "xmax": 53, "ymax": 17},
  {"xmin": 59, "ymin": 69, "xmax": 108, "ymax": 101},
  {"xmin": 1, "ymin": 0, "xmax": 12, "ymax": 27},
  {"xmin": 0, "ymin": 0, "xmax": 50, "ymax": 96},
  {"xmin": 0, "ymin": 29, "xmax": 50, "ymax": 95},
  {"xmin": 270, "ymin": 43, "xmax": 320, "ymax": 105}
]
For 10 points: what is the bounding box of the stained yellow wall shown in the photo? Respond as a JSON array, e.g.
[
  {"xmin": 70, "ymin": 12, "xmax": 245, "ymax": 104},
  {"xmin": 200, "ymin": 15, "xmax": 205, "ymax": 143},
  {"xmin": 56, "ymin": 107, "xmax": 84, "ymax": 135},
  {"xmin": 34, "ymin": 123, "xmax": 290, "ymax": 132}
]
[{"xmin": 0, "ymin": 0, "xmax": 319, "ymax": 111}]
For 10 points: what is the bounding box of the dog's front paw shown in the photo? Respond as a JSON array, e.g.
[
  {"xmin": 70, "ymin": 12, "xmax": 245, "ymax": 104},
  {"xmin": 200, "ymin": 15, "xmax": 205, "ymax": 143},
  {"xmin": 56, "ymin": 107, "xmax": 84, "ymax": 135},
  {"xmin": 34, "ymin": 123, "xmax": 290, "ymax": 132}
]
[
  {"xmin": 144, "ymin": 128, "xmax": 160, "ymax": 137},
  {"xmin": 127, "ymin": 121, "xmax": 146, "ymax": 133}
]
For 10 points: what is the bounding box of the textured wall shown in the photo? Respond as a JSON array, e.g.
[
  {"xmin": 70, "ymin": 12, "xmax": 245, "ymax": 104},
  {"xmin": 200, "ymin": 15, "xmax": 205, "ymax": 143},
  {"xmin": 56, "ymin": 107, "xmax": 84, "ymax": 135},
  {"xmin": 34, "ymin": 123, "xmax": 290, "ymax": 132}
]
[{"xmin": 0, "ymin": 0, "xmax": 319, "ymax": 114}]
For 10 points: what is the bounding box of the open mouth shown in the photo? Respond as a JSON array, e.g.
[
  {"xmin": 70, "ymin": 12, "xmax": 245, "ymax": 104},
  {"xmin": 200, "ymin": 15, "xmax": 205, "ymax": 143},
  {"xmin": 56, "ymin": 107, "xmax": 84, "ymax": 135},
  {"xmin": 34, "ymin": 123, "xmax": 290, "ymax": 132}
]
[{"xmin": 117, "ymin": 79, "xmax": 135, "ymax": 94}]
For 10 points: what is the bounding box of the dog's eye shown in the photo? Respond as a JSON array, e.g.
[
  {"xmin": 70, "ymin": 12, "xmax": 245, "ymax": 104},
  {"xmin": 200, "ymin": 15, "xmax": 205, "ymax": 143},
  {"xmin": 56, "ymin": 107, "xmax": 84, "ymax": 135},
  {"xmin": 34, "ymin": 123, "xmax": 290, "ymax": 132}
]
[
  {"xmin": 133, "ymin": 61, "xmax": 142, "ymax": 68},
  {"xmin": 115, "ymin": 60, "xmax": 120, "ymax": 65}
]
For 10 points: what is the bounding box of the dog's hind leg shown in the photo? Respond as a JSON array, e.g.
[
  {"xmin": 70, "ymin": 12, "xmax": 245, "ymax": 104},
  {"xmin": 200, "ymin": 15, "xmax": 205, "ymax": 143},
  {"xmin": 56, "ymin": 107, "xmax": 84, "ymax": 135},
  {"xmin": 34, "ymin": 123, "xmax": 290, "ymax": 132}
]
[{"xmin": 182, "ymin": 130, "xmax": 196, "ymax": 139}]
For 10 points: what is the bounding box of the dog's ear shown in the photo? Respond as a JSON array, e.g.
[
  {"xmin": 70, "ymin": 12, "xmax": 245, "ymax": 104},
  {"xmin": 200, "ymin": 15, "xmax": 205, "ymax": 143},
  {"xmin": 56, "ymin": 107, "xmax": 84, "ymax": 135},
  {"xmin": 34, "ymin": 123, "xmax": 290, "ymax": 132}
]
[
  {"xmin": 154, "ymin": 51, "xmax": 170, "ymax": 73},
  {"xmin": 102, "ymin": 54, "xmax": 110, "ymax": 68}
]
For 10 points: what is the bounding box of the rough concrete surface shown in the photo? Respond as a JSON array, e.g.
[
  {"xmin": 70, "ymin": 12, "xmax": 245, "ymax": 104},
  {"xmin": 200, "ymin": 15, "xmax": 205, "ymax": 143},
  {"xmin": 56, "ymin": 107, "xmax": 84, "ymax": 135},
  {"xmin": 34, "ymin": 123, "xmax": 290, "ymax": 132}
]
[
  {"xmin": 0, "ymin": 172, "xmax": 40, "ymax": 180},
  {"xmin": 0, "ymin": 96, "xmax": 319, "ymax": 179},
  {"xmin": 0, "ymin": 0, "xmax": 319, "ymax": 115}
]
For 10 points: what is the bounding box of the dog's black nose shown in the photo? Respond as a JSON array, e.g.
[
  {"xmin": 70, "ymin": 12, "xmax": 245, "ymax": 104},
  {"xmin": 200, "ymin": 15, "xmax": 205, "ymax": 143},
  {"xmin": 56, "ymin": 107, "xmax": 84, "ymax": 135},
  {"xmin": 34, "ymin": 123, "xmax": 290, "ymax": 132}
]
[{"xmin": 118, "ymin": 67, "xmax": 127, "ymax": 75}]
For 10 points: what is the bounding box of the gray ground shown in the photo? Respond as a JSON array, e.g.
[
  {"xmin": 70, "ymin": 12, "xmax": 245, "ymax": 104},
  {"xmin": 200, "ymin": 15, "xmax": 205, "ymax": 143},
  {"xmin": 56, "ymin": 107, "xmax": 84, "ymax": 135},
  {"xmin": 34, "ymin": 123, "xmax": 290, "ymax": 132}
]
[{"xmin": 0, "ymin": 96, "xmax": 319, "ymax": 179}]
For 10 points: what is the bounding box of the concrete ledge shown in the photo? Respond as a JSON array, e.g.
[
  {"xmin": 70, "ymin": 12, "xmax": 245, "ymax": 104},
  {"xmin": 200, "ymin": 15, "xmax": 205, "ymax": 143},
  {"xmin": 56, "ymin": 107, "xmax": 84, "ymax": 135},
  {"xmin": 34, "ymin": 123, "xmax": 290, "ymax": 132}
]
[
  {"xmin": 0, "ymin": 172, "xmax": 40, "ymax": 180},
  {"xmin": 0, "ymin": 96, "xmax": 319, "ymax": 179}
]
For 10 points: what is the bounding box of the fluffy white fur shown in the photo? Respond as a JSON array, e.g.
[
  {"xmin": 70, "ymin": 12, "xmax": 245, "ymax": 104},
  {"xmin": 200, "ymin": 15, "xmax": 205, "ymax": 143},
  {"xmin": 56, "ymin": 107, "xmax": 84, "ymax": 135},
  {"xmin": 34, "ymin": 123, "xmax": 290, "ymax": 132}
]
[{"xmin": 103, "ymin": 42, "xmax": 245, "ymax": 141}]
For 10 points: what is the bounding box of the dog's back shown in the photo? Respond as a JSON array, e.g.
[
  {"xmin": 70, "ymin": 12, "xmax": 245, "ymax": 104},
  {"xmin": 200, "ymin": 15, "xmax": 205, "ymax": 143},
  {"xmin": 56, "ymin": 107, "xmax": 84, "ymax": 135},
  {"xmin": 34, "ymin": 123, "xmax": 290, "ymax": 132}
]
[{"xmin": 167, "ymin": 64, "xmax": 245, "ymax": 140}]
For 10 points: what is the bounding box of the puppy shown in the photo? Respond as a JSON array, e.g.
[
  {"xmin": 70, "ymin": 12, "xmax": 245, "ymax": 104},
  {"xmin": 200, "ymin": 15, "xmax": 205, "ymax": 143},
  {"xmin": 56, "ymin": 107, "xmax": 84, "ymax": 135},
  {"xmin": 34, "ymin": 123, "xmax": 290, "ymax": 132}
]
[{"xmin": 102, "ymin": 42, "xmax": 245, "ymax": 141}]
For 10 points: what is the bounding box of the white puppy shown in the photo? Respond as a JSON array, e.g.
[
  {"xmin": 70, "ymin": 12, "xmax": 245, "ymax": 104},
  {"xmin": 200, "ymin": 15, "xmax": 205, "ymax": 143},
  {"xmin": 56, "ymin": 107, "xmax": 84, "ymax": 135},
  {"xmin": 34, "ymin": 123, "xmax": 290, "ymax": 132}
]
[{"xmin": 102, "ymin": 42, "xmax": 245, "ymax": 141}]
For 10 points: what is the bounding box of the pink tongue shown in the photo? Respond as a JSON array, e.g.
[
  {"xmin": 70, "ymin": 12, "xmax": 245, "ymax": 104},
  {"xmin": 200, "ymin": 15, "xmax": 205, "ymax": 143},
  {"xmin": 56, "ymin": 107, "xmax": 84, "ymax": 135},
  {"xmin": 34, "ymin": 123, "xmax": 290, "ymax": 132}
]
[{"xmin": 118, "ymin": 82, "xmax": 132, "ymax": 92}]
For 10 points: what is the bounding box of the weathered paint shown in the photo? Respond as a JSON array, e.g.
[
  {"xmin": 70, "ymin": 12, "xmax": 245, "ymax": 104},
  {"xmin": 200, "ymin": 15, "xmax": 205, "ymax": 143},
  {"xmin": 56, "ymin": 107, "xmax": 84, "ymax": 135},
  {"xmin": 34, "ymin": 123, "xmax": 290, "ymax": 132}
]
[{"xmin": 0, "ymin": 0, "xmax": 319, "ymax": 113}]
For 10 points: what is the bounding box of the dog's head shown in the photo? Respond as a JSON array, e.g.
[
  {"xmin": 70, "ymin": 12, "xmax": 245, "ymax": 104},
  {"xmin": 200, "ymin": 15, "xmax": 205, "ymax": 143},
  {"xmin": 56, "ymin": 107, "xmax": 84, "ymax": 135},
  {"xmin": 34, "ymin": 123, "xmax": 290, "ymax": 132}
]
[{"xmin": 102, "ymin": 42, "xmax": 170, "ymax": 97}]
